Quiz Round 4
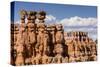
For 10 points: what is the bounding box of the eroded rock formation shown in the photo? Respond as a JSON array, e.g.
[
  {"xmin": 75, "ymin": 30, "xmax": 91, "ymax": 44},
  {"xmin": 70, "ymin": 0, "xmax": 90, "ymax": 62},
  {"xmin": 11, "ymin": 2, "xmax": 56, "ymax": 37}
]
[{"xmin": 11, "ymin": 10, "xmax": 97, "ymax": 66}]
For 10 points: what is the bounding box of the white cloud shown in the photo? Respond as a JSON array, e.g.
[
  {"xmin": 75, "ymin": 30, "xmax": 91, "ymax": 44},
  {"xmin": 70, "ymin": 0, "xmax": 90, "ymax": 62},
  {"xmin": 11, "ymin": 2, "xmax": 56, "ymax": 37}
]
[
  {"xmin": 14, "ymin": 16, "xmax": 97, "ymax": 27},
  {"xmin": 59, "ymin": 16, "xmax": 97, "ymax": 27},
  {"xmin": 45, "ymin": 14, "xmax": 57, "ymax": 24},
  {"xmin": 45, "ymin": 15, "xmax": 56, "ymax": 21}
]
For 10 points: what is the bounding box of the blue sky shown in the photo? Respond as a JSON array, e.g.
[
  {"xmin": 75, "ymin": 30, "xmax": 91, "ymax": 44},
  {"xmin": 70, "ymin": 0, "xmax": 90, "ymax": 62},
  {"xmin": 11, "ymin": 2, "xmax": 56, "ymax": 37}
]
[
  {"xmin": 11, "ymin": 1, "xmax": 97, "ymax": 40},
  {"xmin": 11, "ymin": 1, "xmax": 97, "ymax": 22}
]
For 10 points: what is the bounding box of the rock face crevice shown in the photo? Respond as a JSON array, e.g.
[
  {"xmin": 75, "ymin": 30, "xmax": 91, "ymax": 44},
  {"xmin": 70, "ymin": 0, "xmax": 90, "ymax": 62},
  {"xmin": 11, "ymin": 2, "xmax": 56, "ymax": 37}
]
[{"xmin": 11, "ymin": 10, "xmax": 97, "ymax": 66}]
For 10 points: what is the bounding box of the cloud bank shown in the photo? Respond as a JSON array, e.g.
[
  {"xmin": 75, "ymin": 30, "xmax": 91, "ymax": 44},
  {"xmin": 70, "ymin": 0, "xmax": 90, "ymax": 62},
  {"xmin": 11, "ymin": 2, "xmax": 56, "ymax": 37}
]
[{"xmin": 60, "ymin": 16, "xmax": 97, "ymax": 27}]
